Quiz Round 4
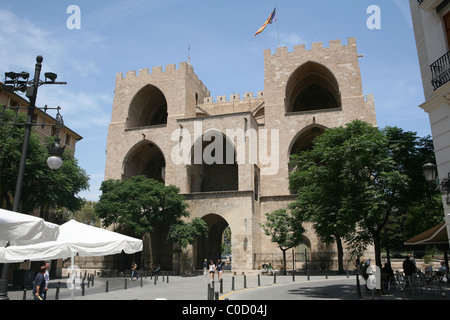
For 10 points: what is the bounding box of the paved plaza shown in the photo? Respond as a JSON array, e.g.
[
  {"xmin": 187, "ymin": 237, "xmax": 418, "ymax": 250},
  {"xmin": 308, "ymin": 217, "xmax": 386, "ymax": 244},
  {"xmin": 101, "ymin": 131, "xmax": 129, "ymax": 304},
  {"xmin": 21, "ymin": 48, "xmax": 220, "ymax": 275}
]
[{"xmin": 5, "ymin": 272, "xmax": 449, "ymax": 301}]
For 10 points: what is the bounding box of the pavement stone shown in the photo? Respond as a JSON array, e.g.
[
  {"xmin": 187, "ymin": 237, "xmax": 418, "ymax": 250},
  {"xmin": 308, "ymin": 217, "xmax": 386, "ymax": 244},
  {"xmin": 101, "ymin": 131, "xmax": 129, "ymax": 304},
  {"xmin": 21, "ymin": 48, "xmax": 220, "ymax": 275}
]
[{"xmin": 4, "ymin": 272, "xmax": 449, "ymax": 301}]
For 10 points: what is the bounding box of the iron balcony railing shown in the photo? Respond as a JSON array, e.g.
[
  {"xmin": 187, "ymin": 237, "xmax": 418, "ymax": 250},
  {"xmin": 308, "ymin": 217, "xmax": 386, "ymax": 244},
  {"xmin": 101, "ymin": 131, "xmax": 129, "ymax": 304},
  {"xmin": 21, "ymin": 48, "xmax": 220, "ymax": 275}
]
[
  {"xmin": 431, "ymin": 51, "xmax": 450, "ymax": 90},
  {"xmin": 418, "ymin": 0, "xmax": 424, "ymax": 4}
]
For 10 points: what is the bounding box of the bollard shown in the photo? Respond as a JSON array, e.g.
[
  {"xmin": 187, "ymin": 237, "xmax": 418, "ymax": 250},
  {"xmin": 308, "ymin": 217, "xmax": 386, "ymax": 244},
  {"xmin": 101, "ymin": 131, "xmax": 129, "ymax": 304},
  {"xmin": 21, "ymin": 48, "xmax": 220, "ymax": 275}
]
[
  {"xmin": 214, "ymin": 291, "xmax": 219, "ymax": 300},
  {"xmin": 22, "ymin": 288, "xmax": 27, "ymax": 300},
  {"xmin": 87, "ymin": 275, "xmax": 90, "ymax": 288},
  {"xmin": 244, "ymin": 275, "xmax": 247, "ymax": 288},
  {"xmin": 207, "ymin": 283, "xmax": 212, "ymax": 300},
  {"xmin": 91, "ymin": 274, "xmax": 94, "ymax": 287},
  {"xmin": 154, "ymin": 275, "xmax": 157, "ymax": 285},
  {"xmin": 140, "ymin": 276, "xmax": 143, "ymax": 287},
  {"xmin": 81, "ymin": 281, "xmax": 85, "ymax": 296},
  {"xmin": 231, "ymin": 276, "xmax": 235, "ymax": 291},
  {"xmin": 55, "ymin": 282, "xmax": 60, "ymax": 300},
  {"xmin": 325, "ymin": 269, "xmax": 328, "ymax": 279},
  {"xmin": 292, "ymin": 271, "xmax": 295, "ymax": 282},
  {"xmin": 274, "ymin": 272, "xmax": 277, "ymax": 284},
  {"xmin": 124, "ymin": 278, "xmax": 127, "ymax": 290},
  {"xmin": 307, "ymin": 269, "xmax": 310, "ymax": 281},
  {"xmin": 220, "ymin": 279, "xmax": 223, "ymax": 294},
  {"xmin": 356, "ymin": 272, "xmax": 361, "ymax": 298},
  {"xmin": 258, "ymin": 274, "xmax": 261, "ymax": 286},
  {"xmin": 167, "ymin": 274, "xmax": 169, "ymax": 284},
  {"xmin": 106, "ymin": 280, "xmax": 109, "ymax": 292}
]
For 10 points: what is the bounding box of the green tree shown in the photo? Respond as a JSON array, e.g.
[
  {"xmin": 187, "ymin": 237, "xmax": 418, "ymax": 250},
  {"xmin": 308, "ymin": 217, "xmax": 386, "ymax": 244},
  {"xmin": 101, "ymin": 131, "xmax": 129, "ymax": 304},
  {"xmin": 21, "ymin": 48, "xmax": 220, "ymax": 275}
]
[
  {"xmin": 167, "ymin": 217, "xmax": 208, "ymax": 274},
  {"xmin": 96, "ymin": 176, "xmax": 190, "ymax": 236},
  {"xmin": 261, "ymin": 209, "xmax": 305, "ymax": 275},
  {"xmin": 289, "ymin": 124, "xmax": 361, "ymax": 272},
  {"xmin": 290, "ymin": 120, "xmax": 410, "ymax": 269},
  {"xmin": 0, "ymin": 107, "xmax": 89, "ymax": 217},
  {"xmin": 382, "ymin": 128, "xmax": 442, "ymax": 253},
  {"xmin": 69, "ymin": 201, "xmax": 101, "ymax": 227},
  {"xmin": 95, "ymin": 175, "xmax": 192, "ymax": 266}
]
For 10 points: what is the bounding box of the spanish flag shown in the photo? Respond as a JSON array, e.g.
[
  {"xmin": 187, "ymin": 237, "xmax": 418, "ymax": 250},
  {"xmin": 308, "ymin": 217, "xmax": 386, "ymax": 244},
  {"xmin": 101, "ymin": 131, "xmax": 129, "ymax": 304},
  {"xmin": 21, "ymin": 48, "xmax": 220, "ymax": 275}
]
[{"xmin": 254, "ymin": 7, "xmax": 277, "ymax": 37}]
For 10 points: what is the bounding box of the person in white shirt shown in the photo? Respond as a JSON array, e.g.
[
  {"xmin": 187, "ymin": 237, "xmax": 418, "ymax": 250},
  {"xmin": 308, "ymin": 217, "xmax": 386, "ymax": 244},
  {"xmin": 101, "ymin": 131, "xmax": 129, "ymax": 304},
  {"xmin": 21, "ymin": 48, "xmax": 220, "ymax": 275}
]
[{"xmin": 43, "ymin": 261, "xmax": 50, "ymax": 300}]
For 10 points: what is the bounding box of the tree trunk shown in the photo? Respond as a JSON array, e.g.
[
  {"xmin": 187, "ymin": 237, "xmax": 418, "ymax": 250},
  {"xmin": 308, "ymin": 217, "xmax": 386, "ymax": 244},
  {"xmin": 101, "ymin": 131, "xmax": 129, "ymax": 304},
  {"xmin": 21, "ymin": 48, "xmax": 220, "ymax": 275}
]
[
  {"xmin": 373, "ymin": 232, "xmax": 382, "ymax": 269},
  {"xmin": 282, "ymin": 249, "xmax": 287, "ymax": 275},
  {"xmin": 335, "ymin": 235, "xmax": 345, "ymax": 274}
]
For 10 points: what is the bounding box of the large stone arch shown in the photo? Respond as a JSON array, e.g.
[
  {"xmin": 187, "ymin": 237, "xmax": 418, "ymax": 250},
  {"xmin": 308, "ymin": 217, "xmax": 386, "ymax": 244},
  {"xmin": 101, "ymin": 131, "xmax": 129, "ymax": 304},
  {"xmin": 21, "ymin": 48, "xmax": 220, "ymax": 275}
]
[
  {"xmin": 188, "ymin": 130, "xmax": 238, "ymax": 193},
  {"xmin": 286, "ymin": 61, "xmax": 341, "ymax": 113},
  {"xmin": 122, "ymin": 140, "xmax": 166, "ymax": 182},
  {"xmin": 195, "ymin": 213, "xmax": 230, "ymax": 269},
  {"xmin": 288, "ymin": 124, "xmax": 327, "ymax": 193},
  {"xmin": 288, "ymin": 123, "xmax": 328, "ymax": 159},
  {"xmin": 127, "ymin": 84, "xmax": 168, "ymax": 128}
]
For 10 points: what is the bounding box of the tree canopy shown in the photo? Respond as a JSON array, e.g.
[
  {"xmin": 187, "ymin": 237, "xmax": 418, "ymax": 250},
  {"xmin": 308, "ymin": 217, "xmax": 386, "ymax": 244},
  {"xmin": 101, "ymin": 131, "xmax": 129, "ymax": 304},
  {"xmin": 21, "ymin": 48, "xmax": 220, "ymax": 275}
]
[
  {"xmin": 0, "ymin": 107, "xmax": 89, "ymax": 217},
  {"xmin": 95, "ymin": 175, "xmax": 190, "ymax": 238},
  {"xmin": 289, "ymin": 120, "xmax": 442, "ymax": 270},
  {"xmin": 261, "ymin": 208, "xmax": 305, "ymax": 274}
]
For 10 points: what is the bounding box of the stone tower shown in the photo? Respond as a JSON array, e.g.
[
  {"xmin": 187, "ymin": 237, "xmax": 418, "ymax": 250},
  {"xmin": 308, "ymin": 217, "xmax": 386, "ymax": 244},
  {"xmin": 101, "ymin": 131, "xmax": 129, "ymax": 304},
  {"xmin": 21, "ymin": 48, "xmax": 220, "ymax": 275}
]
[{"xmin": 104, "ymin": 37, "xmax": 376, "ymax": 273}]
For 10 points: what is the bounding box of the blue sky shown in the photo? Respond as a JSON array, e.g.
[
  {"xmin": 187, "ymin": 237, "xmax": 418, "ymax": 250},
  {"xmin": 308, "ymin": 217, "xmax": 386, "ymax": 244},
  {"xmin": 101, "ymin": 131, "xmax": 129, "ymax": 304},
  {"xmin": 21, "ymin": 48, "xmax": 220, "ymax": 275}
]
[{"xmin": 0, "ymin": 0, "xmax": 430, "ymax": 202}]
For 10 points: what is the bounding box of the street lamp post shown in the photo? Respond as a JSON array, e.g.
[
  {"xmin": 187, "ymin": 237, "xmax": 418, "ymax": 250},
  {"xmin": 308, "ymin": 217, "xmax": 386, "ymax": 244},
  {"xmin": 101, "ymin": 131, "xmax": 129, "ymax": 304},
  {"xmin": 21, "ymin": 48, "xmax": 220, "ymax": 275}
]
[
  {"xmin": 0, "ymin": 55, "xmax": 67, "ymax": 300},
  {"xmin": 422, "ymin": 163, "xmax": 450, "ymax": 205}
]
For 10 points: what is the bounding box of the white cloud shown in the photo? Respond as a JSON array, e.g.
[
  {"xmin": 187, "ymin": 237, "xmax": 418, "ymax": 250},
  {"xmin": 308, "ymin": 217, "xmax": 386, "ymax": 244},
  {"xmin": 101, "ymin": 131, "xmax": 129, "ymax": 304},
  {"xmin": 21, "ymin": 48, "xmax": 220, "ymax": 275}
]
[
  {"xmin": 35, "ymin": 87, "xmax": 112, "ymax": 131},
  {"xmin": 0, "ymin": 9, "xmax": 112, "ymax": 132},
  {"xmin": 393, "ymin": 0, "xmax": 413, "ymax": 29}
]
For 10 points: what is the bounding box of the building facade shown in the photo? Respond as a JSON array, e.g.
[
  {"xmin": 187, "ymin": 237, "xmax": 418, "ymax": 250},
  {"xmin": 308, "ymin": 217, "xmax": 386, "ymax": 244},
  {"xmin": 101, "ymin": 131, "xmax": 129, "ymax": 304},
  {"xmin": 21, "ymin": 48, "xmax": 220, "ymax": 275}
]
[
  {"xmin": 410, "ymin": 0, "xmax": 450, "ymax": 245},
  {"xmin": 105, "ymin": 37, "xmax": 377, "ymax": 273},
  {"xmin": 0, "ymin": 83, "xmax": 82, "ymax": 156}
]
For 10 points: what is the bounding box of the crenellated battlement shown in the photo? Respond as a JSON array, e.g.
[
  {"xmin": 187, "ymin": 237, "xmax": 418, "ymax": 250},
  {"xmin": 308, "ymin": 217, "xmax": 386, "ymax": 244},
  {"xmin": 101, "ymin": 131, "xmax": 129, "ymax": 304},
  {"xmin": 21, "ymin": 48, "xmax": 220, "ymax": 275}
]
[
  {"xmin": 115, "ymin": 62, "xmax": 210, "ymax": 96},
  {"xmin": 264, "ymin": 37, "xmax": 357, "ymax": 57},
  {"xmin": 202, "ymin": 91, "xmax": 264, "ymax": 105}
]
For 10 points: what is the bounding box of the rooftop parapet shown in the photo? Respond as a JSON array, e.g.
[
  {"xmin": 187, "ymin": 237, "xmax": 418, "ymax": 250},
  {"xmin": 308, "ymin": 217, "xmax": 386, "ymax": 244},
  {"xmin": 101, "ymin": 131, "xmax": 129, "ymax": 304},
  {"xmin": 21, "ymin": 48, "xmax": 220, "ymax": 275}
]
[
  {"xmin": 264, "ymin": 37, "xmax": 357, "ymax": 57},
  {"xmin": 115, "ymin": 62, "xmax": 210, "ymax": 96},
  {"xmin": 202, "ymin": 91, "xmax": 264, "ymax": 104}
]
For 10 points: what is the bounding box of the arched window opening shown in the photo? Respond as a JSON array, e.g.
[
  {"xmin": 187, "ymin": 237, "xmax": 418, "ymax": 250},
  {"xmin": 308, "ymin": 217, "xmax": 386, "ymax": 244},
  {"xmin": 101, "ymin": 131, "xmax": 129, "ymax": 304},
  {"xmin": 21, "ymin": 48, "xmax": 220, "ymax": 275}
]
[
  {"xmin": 188, "ymin": 132, "xmax": 238, "ymax": 193},
  {"xmin": 127, "ymin": 84, "xmax": 168, "ymax": 128},
  {"xmin": 286, "ymin": 62, "xmax": 340, "ymax": 113},
  {"xmin": 123, "ymin": 141, "xmax": 166, "ymax": 183},
  {"xmin": 288, "ymin": 125, "xmax": 326, "ymax": 193}
]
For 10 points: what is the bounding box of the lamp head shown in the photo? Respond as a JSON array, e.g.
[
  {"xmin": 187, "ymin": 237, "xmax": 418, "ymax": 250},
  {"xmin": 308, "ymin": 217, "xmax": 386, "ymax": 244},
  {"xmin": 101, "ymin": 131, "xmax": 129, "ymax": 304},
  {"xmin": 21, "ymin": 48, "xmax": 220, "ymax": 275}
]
[
  {"xmin": 422, "ymin": 163, "xmax": 437, "ymax": 185},
  {"xmin": 44, "ymin": 72, "xmax": 58, "ymax": 83}
]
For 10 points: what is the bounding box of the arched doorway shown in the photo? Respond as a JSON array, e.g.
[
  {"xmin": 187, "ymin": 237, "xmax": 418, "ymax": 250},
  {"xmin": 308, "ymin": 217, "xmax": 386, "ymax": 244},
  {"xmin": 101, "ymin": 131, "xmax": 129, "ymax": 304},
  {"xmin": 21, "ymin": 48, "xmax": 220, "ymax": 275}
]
[{"xmin": 196, "ymin": 214, "xmax": 230, "ymax": 269}]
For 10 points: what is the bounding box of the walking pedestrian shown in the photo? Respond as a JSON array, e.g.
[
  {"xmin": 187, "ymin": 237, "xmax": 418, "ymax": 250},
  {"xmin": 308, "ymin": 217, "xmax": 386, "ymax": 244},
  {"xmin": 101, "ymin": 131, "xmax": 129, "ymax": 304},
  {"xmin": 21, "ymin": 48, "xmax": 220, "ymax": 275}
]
[
  {"xmin": 216, "ymin": 259, "xmax": 224, "ymax": 281},
  {"xmin": 203, "ymin": 259, "xmax": 208, "ymax": 277},
  {"xmin": 208, "ymin": 260, "xmax": 216, "ymax": 283},
  {"xmin": 130, "ymin": 262, "xmax": 138, "ymax": 280},
  {"xmin": 43, "ymin": 261, "xmax": 50, "ymax": 300},
  {"xmin": 32, "ymin": 266, "xmax": 46, "ymax": 300}
]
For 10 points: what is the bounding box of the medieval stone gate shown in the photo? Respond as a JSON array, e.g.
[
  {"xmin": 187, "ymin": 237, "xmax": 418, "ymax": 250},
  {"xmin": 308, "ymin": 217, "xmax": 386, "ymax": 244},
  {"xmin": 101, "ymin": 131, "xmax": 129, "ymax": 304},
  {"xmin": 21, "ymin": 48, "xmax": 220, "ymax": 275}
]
[{"xmin": 102, "ymin": 37, "xmax": 377, "ymax": 273}]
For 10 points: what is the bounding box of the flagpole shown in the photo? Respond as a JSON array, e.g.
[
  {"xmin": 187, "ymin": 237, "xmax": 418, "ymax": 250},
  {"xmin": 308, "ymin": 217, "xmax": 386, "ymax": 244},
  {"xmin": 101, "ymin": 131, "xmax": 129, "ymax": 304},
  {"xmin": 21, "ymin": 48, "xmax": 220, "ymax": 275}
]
[{"xmin": 275, "ymin": 4, "xmax": 280, "ymax": 47}]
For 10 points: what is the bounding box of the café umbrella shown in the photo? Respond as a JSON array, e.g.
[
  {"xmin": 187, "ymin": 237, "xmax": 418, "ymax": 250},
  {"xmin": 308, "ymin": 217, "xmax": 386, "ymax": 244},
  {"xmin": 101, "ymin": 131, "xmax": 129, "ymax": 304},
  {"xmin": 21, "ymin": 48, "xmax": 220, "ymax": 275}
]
[
  {"xmin": 0, "ymin": 220, "xmax": 143, "ymax": 263},
  {"xmin": 0, "ymin": 220, "xmax": 143, "ymax": 298},
  {"xmin": 0, "ymin": 209, "xmax": 60, "ymax": 247}
]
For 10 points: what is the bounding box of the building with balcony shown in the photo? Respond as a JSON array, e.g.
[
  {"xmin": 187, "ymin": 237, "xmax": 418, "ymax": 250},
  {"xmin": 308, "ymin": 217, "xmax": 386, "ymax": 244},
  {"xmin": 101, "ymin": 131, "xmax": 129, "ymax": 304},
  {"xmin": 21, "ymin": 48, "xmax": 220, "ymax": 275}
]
[{"xmin": 410, "ymin": 0, "xmax": 450, "ymax": 244}]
